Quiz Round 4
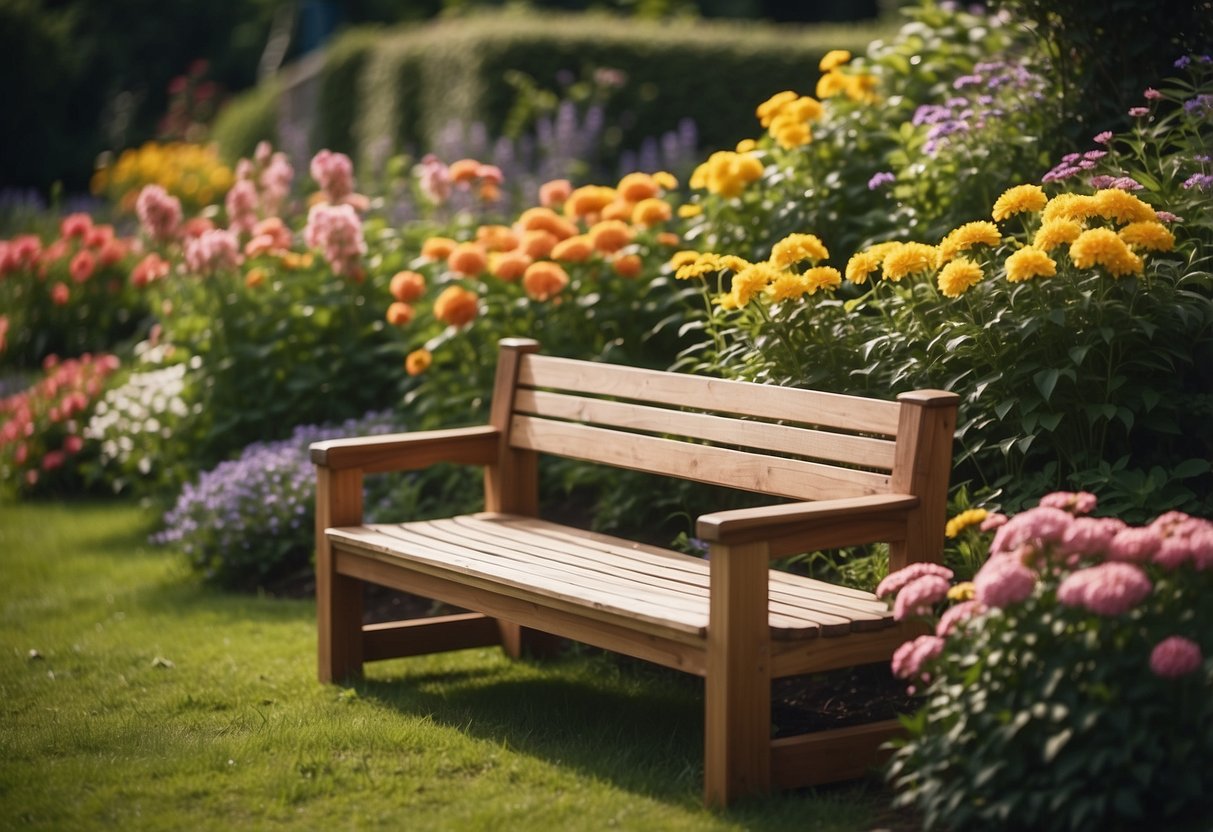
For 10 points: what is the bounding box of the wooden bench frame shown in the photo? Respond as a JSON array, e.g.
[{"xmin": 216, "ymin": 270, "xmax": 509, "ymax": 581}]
[{"xmin": 311, "ymin": 337, "xmax": 958, "ymax": 807}]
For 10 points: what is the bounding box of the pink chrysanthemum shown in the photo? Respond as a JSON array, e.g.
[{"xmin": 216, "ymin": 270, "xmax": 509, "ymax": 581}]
[
  {"xmin": 1107, "ymin": 527, "xmax": 1163, "ymax": 563},
  {"xmin": 304, "ymin": 203, "xmax": 366, "ymax": 277},
  {"xmin": 183, "ymin": 228, "xmax": 242, "ymax": 275},
  {"xmin": 1056, "ymin": 561, "xmax": 1151, "ymax": 616},
  {"xmin": 891, "ymin": 635, "xmax": 945, "ymax": 681},
  {"xmin": 990, "ymin": 506, "xmax": 1074, "ymax": 557},
  {"xmin": 1062, "ymin": 516, "xmax": 1126, "ymax": 558},
  {"xmin": 875, "ymin": 562, "xmax": 954, "ymax": 599},
  {"xmin": 973, "ymin": 556, "xmax": 1037, "ymax": 608},
  {"xmin": 935, "ymin": 600, "xmax": 984, "ymax": 637},
  {"xmin": 1149, "ymin": 636, "xmax": 1203, "ymax": 679},
  {"xmin": 1038, "ymin": 490, "xmax": 1098, "ymax": 515},
  {"xmin": 135, "ymin": 185, "xmax": 183, "ymax": 242},
  {"xmin": 310, "ymin": 149, "xmax": 355, "ymax": 202},
  {"xmin": 892, "ymin": 575, "xmax": 951, "ymax": 620}
]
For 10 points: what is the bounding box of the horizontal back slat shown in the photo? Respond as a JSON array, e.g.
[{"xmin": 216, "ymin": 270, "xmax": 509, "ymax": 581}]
[
  {"xmin": 518, "ymin": 354, "xmax": 902, "ymax": 437},
  {"xmin": 514, "ymin": 389, "xmax": 897, "ymax": 471},
  {"xmin": 510, "ymin": 415, "xmax": 892, "ymax": 501}
]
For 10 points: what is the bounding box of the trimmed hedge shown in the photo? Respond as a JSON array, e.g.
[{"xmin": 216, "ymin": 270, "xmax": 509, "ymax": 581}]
[
  {"xmin": 214, "ymin": 12, "xmax": 892, "ymax": 171},
  {"xmin": 210, "ymin": 78, "xmax": 282, "ymax": 165}
]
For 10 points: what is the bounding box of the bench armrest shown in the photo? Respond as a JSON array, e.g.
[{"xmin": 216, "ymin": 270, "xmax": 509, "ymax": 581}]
[
  {"xmin": 310, "ymin": 425, "xmax": 501, "ymax": 473},
  {"xmin": 696, "ymin": 493, "xmax": 920, "ymax": 557}
]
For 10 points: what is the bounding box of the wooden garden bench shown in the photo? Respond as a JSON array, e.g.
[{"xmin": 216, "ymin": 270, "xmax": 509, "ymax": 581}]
[{"xmin": 310, "ymin": 337, "xmax": 958, "ymax": 807}]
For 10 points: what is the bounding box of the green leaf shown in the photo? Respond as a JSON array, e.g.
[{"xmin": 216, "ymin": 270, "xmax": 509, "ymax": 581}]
[
  {"xmin": 1067, "ymin": 344, "xmax": 1092, "ymax": 367},
  {"xmin": 1172, "ymin": 458, "xmax": 1212, "ymax": 478},
  {"xmin": 1033, "ymin": 368, "xmax": 1060, "ymax": 402},
  {"xmin": 1042, "ymin": 728, "xmax": 1072, "ymax": 763}
]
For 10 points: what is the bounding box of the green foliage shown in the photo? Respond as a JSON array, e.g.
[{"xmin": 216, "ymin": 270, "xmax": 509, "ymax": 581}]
[
  {"xmin": 882, "ymin": 495, "xmax": 1213, "ymax": 831},
  {"xmin": 312, "ymin": 26, "xmax": 386, "ymax": 159},
  {"xmin": 210, "ymin": 79, "xmax": 282, "ymax": 165},
  {"xmin": 347, "ymin": 12, "xmax": 889, "ymax": 164}
]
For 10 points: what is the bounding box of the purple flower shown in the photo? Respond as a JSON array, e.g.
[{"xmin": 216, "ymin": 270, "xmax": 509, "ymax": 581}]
[
  {"xmin": 868, "ymin": 171, "xmax": 896, "ymax": 190},
  {"xmin": 1182, "ymin": 173, "xmax": 1213, "ymax": 190},
  {"xmin": 1089, "ymin": 175, "xmax": 1117, "ymax": 189},
  {"xmin": 1175, "ymin": 56, "xmax": 1192, "ymax": 69}
]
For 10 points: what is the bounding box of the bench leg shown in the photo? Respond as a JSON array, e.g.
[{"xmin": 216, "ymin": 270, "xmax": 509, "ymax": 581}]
[
  {"xmin": 498, "ymin": 620, "xmax": 565, "ymax": 660},
  {"xmin": 704, "ymin": 542, "xmax": 772, "ymax": 807},
  {"xmin": 318, "ymin": 571, "xmax": 364, "ymax": 683}
]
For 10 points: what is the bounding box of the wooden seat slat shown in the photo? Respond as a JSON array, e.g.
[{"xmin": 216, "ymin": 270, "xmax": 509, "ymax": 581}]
[
  {"xmin": 511, "ymin": 415, "xmax": 892, "ymax": 502},
  {"xmin": 513, "ymin": 389, "xmax": 898, "ymax": 471}
]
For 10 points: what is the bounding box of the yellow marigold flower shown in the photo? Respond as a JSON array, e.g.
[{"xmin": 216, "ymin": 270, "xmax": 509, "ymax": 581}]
[
  {"xmin": 1005, "ymin": 246, "xmax": 1057, "ymax": 282},
  {"xmin": 652, "ymin": 171, "xmax": 678, "ymax": 190},
  {"xmin": 844, "ymin": 73, "xmax": 880, "ymax": 103},
  {"xmin": 1092, "ymin": 188, "xmax": 1156, "ymax": 224},
  {"xmin": 718, "ymin": 255, "xmax": 752, "ymax": 273},
  {"xmin": 735, "ymin": 138, "xmax": 757, "ymax": 153},
  {"xmin": 689, "ymin": 162, "xmax": 709, "ymax": 190},
  {"xmin": 1033, "ymin": 218, "xmax": 1084, "ymax": 251},
  {"xmin": 816, "ymin": 70, "xmax": 848, "ymax": 99},
  {"xmin": 803, "ymin": 265, "xmax": 842, "ymax": 293},
  {"xmin": 617, "ymin": 172, "xmax": 660, "ymax": 203},
  {"xmin": 936, "ymin": 257, "xmax": 984, "ymax": 298},
  {"xmin": 669, "ymin": 250, "xmax": 701, "ymax": 270},
  {"xmin": 676, "ymin": 252, "xmax": 723, "ymax": 280},
  {"xmin": 694, "ymin": 151, "xmax": 764, "ymax": 198},
  {"xmin": 770, "ymin": 233, "xmax": 829, "ymax": 268},
  {"xmin": 1069, "ymin": 228, "xmax": 1144, "ymax": 277},
  {"xmin": 939, "ymin": 221, "xmax": 1002, "ymax": 261},
  {"xmin": 992, "ymin": 184, "xmax": 1048, "ymax": 222},
  {"xmin": 678, "ymin": 203, "xmax": 702, "ymax": 218},
  {"xmin": 945, "ymin": 508, "xmax": 989, "ymax": 538},
  {"xmin": 1118, "ymin": 220, "xmax": 1175, "ymax": 252},
  {"xmin": 819, "ymin": 49, "xmax": 852, "ymax": 72},
  {"xmin": 727, "ymin": 261, "xmax": 780, "ymax": 307},
  {"xmin": 632, "ymin": 197, "xmax": 673, "ymax": 228},
  {"xmin": 771, "ymin": 116, "xmax": 812, "ymax": 149},
  {"xmin": 845, "ymin": 251, "xmax": 882, "ymax": 285},
  {"xmin": 765, "ymin": 271, "xmax": 812, "ymax": 302},
  {"xmin": 756, "ymin": 90, "xmax": 799, "ymax": 127},
  {"xmin": 789, "ymin": 96, "xmax": 824, "ymax": 122},
  {"xmin": 947, "ymin": 582, "xmax": 976, "ymax": 601},
  {"xmin": 1042, "ymin": 193, "xmax": 1097, "ymax": 223},
  {"xmin": 881, "ymin": 242, "xmax": 939, "ymax": 281},
  {"xmin": 717, "ymin": 292, "xmax": 739, "ymax": 310},
  {"xmin": 405, "ymin": 348, "xmax": 432, "ymax": 377}
]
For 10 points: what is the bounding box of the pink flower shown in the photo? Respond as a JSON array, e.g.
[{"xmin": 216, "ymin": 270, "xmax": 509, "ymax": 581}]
[
  {"xmin": 1149, "ymin": 636, "xmax": 1203, "ymax": 678},
  {"xmin": 875, "ymin": 562, "xmax": 954, "ymax": 599},
  {"xmin": 69, "ymin": 250, "xmax": 96, "ymax": 283},
  {"xmin": 936, "ymin": 600, "xmax": 983, "ymax": 637},
  {"xmin": 1143, "ymin": 87, "xmax": 1163, "ymax": 100},
  {"xmin": 130, "ymin": 253, "xmax": 170, "ymax": 288},
  {"xmin": 1061, "ymin": 516, "xmax": 1125, "ymax": 557},
  {"xmin": 51, "ymin": 282, "xmax": 70, "ymax": 305},
  {"xmin": 135, "ymin": 185, "xmax": 183, "ymax": 242},
  {"xmin": 184, "ymin": 228, "xmax": 243, "ymax": 275},
  {"xmin": 891, "ymin": 635, "xmax": 945, "ymax": 681},
  {"xmin": 1038, "ymin": 491, "xmax": 1098, "ymax": 515},
  {"xmin": 310, "ymin": 149, "xmax": 355, "ymax": 202},
  {"xmin": 973, "ymin": 556, "xmax": 1036, "ymax": 608},
  {"xmin": 304, "ymin": 203, "xmax": 365, "ymax": 277},
  {"xmin": 1093, "ymin": 130, "xmax": 1114, "ymax": 145},
  {"xmin": 892, "ymin": 575, "xmax": 951, "ymax": 620},
  {"xmin": 225, "ymin": 179, "xmax": 260, "ymax": 235},
  {"xmin": 259, "ymin": 152, "xmax": 294, "ymax": 215},
  {"xmin": 417, "ymin": 154, "xmax": 451, "ymax": 204},
  {"xmin": 60, "ymin": 212, "xmax": 93, "ymax": 239},
  {"xmin": 1129, "ymin": 106, "xmax": 1150, "ymax": 117},
  {"xmin": 990, "ymin": 506, "xmax": 1073, "ymax": 557},
  {"xmin": 41, "ymin": 450, "xmax": 66, "ymax": 471},
  {"xmin": 63, "ymin": 434, "xmax": 84, "ymax": 454},
  {"xmin": 1107, "ymin": 527, "xmax": 1162, "ymax": 563},
  {"xmin": 979, "ymin": 512, "xmax": 1008, "ymax": 532},
  {"xmin": 1057, "ymin": 562, "xmax": 1151, "ymax": 616},
  {"xmin": 477, "ymin": 164, "xmax": 504, "ymax": 186},
  {"xmin": 539, "ymin": 179, "xmax": 573, "ymax": 207}
]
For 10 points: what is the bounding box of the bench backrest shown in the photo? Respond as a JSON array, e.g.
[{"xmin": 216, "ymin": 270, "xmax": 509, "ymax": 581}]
[{"xmin": 485, "ymin": 339, "xmax": 958, "ymax": 542}]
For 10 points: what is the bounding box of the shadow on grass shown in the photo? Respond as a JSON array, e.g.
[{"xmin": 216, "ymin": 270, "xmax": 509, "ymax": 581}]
[{"xmin": 353, "ymin": 653, "xmax": 889, "ymax": 828}]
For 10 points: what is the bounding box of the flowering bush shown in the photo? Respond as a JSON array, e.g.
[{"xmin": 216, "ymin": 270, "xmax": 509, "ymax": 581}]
[
  {"xmin": 155, "ymin": 411, "xmax": 403, "ymax": 589},
  {"xmin": 880, "ymin": 492, "xmax": 1213, "ymax": 830},
  {"xmin": 0, "ymin": 353, "xmax": 121, "ymax": 496},
  {"xmin": 0, "ymin": 213, "xmax": 143, "ymax": 368},
  {"xmin": 90, "ymin": 140, "xmax": 235, "ymax": 214}
]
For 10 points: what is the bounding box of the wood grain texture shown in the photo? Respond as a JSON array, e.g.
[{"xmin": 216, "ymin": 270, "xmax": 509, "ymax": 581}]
[{"xmin": 316, "ymin": 467, "xmax": 365, "ymax": 683}]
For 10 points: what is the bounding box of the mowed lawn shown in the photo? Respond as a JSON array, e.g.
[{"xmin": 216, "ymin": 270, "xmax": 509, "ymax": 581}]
[{"xmin": 0, "ymin": 501, "xmax": 892, "ymax": 831}]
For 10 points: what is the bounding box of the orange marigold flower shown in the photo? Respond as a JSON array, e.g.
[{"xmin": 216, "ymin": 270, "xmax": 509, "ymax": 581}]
[
  {"xmin": 564, "ymin": 185, "xmax": 616, "ymax": 219},
  {"xmin": 517, "ymin": 207, "xmax": 578, "ymax": 240},
  {"xmin": 489, "ymin": 250, "xmax": 532, "ymax": 281},
  {"xmin": 447, "ymin": 242, "xmax": 488, "ymax": 276},
  {"xmin": 522, "ymin": 261, "xmax": 570, "ymax": 301},
  {"xmin": 601, "ymin": 200, "xmax": 634, "ymax": 222},
  {"xmin": 612, "ymin": 253, "xmax": 643, "ymax": 278},
  {"xmin": 518, "ymin": 229, "xmax": 559, "ymax": 260},
  {"xmin": 652, "ymin": 171, "xmax": 677, "ymax": 190},
  {"xmin": 656, "ymin": 231, "xmax": 681, "ymax": 247},
  {"xmin": 1005, "ymin": 246, "xmax": 1057, "ymax": 283},
  {"xmin": 244, "ymin": 267, "xmax": 267, "ymax": 288},
  {"xmin": 433, "ymin": 285, "xmax": 479, "ymax": 327},
  {"xmin": 476, "ymin": 224, "xmax": 520, "ymax": 251},
  {"xmin": 617, "ymin": 172, "xmax": 661, "ymax": 203},
  {"xmin": 405, "ymin": 348, "xmax": 432, "ymax": 376},
  {"xmin": 386, "ymin": 301, "xmax": 415, "ymax": 326},
  {"xmin": 449, "ymin": 158, "xmax": 482, "ymax": 184},
  {"xmin": 550, "ymin": 235, "xmax": 595, "ymax": 263},
  {"xmin": 390, "ymin": 270, "xmax": 426, "ymax": 302},
  {"xmin": 539, "ymin": 178, "xmax": 572, "ymax": 208},
  {"xmin": 588, "ymin": 220, "xmax": 633, "ymax": 254},
  {"xmin": 421, "ymin": 236, "xmax": 457, "ymax": 261},
  {"xmin": 632, "ymin": 198, "xmax": 673, "ymax": 228}
]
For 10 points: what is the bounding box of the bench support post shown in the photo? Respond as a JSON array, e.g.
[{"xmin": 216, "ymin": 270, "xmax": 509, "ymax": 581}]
[
  {"xmin": 317, "ymin": 466, "xmax": 365, "ymax": 683},
  {"xmin": 889, "ymin": 391, "xmax": 959, "ymax": 573},
  {"xmin": 704, "ymin": 541, "xmax": 771, "ymax": 807}
]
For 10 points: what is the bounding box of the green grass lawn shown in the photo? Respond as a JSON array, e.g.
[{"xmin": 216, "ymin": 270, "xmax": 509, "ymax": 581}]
[{"xmin": 0, "ymin": 501, "xmax": 896, "ymax": 831}]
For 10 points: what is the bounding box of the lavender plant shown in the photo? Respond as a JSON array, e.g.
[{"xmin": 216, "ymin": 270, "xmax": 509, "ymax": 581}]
[{"xmin": 154, "ymin": 411, "xmax": 403, "ymax": 590}]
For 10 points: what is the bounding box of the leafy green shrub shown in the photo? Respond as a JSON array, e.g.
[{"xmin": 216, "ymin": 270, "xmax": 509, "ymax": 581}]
[
  {"xmin": 312, "ymin": 26, "xmax": 385, "ymax": 159},
  {"xmin": 880, "ymin": 492, "xmax": 1213, "ymax": 831}
]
